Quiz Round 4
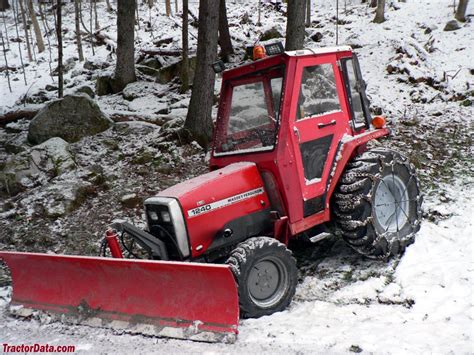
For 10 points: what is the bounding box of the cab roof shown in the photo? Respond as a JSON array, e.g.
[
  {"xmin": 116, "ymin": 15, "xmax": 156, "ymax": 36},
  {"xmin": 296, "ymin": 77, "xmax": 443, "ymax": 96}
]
[{"xmin": 222, "ymin": 45, "xmax": 353, "ymax": 80}]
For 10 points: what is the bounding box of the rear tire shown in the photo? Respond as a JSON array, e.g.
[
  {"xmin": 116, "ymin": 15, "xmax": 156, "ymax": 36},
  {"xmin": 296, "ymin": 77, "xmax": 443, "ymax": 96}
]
[
  {"xmin": 227, "ymin": 237, "xmax": 297, "ymax": 318},
  {"xmin": 333, "ymin": 148, "xmax": 422, "ymax": 258}
]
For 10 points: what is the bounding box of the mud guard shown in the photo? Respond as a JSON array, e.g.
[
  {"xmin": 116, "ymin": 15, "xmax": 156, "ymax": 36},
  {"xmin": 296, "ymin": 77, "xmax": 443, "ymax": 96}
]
[{"xmin": 0, "ymin": 252, "xmax": 239, "ymax": 342}]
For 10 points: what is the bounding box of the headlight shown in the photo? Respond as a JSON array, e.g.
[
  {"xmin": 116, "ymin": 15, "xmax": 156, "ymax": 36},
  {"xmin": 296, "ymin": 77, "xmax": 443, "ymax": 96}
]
[
  {"xmin": 149, "ymin": 211, "xmax": 159, "ymax": 221},
  {"xmin": 161, "ymin": 211, "xmax": 171, "ymax": 223}
]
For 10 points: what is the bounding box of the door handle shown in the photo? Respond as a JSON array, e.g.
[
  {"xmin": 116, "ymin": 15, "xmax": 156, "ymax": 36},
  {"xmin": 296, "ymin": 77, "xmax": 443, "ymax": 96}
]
[
  {"xmin": 318, "ymin": 120, "xmax": 337, "ymax": 129},
  {"xmin": 293, "ymin": 126, "xmax": 300, "ymax": 141}
]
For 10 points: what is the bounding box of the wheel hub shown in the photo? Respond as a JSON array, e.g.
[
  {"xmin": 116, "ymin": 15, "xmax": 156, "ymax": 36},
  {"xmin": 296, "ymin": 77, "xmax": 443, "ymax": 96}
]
[
  {"xmin": 247, "ymin": 257, "xmax": 288, "ymax": 308},
  {"xmin": 374, "ymin": 173, "xmax": 410, "ymax": 233}
]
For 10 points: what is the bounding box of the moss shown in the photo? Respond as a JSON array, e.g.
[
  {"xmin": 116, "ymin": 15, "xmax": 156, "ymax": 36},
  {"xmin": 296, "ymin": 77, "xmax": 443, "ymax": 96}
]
[{"xmin": 131, "ymin": 151, "xmax": 155, "ymax": 165}]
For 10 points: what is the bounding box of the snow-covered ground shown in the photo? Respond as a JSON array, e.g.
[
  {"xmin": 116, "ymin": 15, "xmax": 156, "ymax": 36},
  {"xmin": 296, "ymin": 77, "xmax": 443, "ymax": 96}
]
[
  {"xmin": 1, "ymin": 0, "xmax": 473, "ymax": 353},
  {"xmin": 1, "ymin": 182, "xmax": 472, "ymax": 353}
]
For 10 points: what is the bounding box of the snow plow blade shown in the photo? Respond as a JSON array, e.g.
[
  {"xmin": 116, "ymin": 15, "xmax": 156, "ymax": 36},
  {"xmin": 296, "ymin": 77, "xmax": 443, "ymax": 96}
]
[{"xmin": 0, "ymin": 251, "xmax": 239, "ymax": 342}]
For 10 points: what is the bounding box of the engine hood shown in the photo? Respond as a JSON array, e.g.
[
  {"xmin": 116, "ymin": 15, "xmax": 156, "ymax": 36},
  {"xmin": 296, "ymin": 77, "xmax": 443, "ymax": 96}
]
[{"xmin": 151, "ymin": 162, "xmax": 270, "ymax": 258}]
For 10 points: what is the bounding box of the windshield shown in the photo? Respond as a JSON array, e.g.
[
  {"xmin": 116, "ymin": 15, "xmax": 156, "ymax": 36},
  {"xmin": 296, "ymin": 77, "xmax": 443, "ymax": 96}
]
[{"xmin": 214, "ymin": 67, "xmax": 284, "ymax": 156}]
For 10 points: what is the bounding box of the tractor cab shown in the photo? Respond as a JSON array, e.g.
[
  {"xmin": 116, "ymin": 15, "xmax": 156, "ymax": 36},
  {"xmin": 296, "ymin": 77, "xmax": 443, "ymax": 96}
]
[{"xmin": 211, "ymin": 46, "xmax": 377, "ymax": 228}]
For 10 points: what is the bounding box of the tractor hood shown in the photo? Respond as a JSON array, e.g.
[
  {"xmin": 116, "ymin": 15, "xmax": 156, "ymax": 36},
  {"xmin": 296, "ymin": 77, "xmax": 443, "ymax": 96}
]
[{"xmin": 146, "ymin": 162, "xmax": 270, "ymax": 259}]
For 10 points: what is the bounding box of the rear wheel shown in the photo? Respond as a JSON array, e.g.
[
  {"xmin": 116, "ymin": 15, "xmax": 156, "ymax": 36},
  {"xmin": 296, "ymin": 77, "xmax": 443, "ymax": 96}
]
[
  {"xmin": 333, "ymin": 148, "xmax": 422, "ymax": 258},
  {"xmin": 227, "ymin": 237, "xmax": 297, "ymax": 318}
]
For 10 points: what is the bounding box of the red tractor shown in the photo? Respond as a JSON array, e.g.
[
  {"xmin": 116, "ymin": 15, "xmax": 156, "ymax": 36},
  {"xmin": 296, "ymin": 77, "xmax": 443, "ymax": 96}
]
[{"xmin": 0, "ymin": 45, "xmax": 422, "ymax": 341}]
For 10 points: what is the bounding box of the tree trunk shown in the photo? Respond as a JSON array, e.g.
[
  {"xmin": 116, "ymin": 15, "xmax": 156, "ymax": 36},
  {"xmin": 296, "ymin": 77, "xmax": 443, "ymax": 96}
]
[
  {"xmin": 305, "ymin": 0, "xmax": 311, "ymax": 27},
  {"xmin": 93, "ymin": 0, "xmax": 99, "ymax": 30},
  {"xmin": 19, "ymin": 0, "xmax": 33, "ymax": 61},
  {"xmin": 27, "ymin": 0, "xmax": 45, "ymax": 53},
  {"xmin": 74, "ymin": 0, "xmax": 84, "ymax": 61},
  {"xmin": 165, "ymin": 0, "xmax": 171, "ymax": 16},
  {"xmin": 0, "ymin": 0, "xmax": 10, "ymax": 11},
  {"xmin": 180, "ymin": 0, "xmax": 189, "ymax": 93},
  {"xmin": 11, "ymin": 0, "xmax": 27, "ymax": 84},
  {"xmin": 455, "ymin": 0, "xmax": 469, "ymax": 22},
  {"xmin": 373, "ymin": 0, "xmax": 385, "ymax": 23},
  {"xmin": 113, "ymin": 0, "xmax": 136, "ymax": 92},
  {"xmin": 184, "ymin": 0, "xmax": 219, "ymax": 149},
  {"xmin": 370, "ymin": 0, "xmax": 377, "ymax": 7},
  {"xmin": 56, "ymin": 0, "xmax": 63, "ymax": 98},
  {"xmin": 105, "ymin": 0, "xmax": 113, "ymax": 11},
  {"xmin": 285, "ymin": 0, "xmax": 305, "ymax": 51},
  {"xmin": 218, "ymin": 0, "xmax": 233, "ymax": 62}
]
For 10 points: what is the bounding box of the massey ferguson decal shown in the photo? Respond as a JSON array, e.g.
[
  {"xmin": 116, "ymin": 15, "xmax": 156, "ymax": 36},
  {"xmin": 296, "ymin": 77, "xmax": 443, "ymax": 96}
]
[{"xmin": 187, "ymin": 187, "xmax": 265, "ymax": 218}]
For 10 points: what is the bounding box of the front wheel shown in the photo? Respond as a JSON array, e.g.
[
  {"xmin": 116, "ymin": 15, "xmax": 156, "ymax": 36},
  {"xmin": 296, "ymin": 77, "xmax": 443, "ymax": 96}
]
[
  {"xmin": 333, "ymin": 148, "xmax": 422, "ymax": 258},
  {"xmin": 227, "ymin": 237, "xmax": 297, "ymax": 318}
]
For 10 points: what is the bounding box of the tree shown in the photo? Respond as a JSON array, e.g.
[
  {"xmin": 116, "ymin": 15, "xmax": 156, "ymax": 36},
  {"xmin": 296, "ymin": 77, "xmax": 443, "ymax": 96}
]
[
  {"xmin": 180, "ymin": 0, "xmax": 189, "ymax": 93},
  {"xmin": 56, "ymin": 0, "xmax": 63, "ymax": 98},
  {"xmin": 27, "ymin": 0, "xmax": 45, "ymax": 53},
  {"xmin": 0, "ymin": 0, "xmax": 10, "ymax": 11},
  {"xmin": 74, "ymin": 0, "xmax": 84, "ymax": 61},
  {"xmin": 370, "ymin": 0, "xmax": 377, "ymax": 7},
  {"xmin": 306, "ymin": 0, "xmax": 312, "ymax": 27},
  {"xmin": 218, "ymin": 0, "xmax": 233, "ymax": 62},
  {"xmin": 18, "ymin": 0, "xmax": 33, "ymax": 61},
  {"xmin": 455, "ymin": 0, "xmax": 469, "ymax": 22},
  {"xmin": 184, "ymin": 0, "xmax": 219, "ymax": 148},
  {"xmin": 285, "ymin": 0, "xmax": 305, "ymax": 51},
  {"xmin": 373, "ymin": 0, "xmax": 386, "ymax": 23},
  {"xmin": 113, "ymin": 0, "xmax": 136, "ymax": 92},
  {"xmin": 165, "ymin": 0, "xmax": 171, "ymax": 16}
]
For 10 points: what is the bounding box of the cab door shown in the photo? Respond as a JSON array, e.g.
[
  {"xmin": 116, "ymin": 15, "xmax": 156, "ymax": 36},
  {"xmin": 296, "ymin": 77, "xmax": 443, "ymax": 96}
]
[{"xmin": 289, "ymin": 55, "xmax": 350, "ymax": 217}]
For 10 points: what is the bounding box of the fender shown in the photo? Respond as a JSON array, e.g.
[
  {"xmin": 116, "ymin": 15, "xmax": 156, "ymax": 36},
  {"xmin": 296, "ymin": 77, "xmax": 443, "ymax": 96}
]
[{"xmin": 289, "ymin": 128, "xmax": 389, "ymax": 235}]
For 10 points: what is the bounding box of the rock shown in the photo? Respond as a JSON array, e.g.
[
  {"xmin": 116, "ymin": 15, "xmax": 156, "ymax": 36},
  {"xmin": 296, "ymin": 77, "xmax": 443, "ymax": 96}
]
[
  {"xmin": 1, "ymin": 137, "xmax": 76, "ymax": 195},
  {"xmin": 156, "ymin": 56, "xmax": 197, "ymax": 84},
  {"xmin": 260, "ymin": 27, "xmax": 283, "ymax": 41},
  {"xmin": 349, "ymin": 345, "xmax": 363, "ymax": 353},
  {"xmin": 310, "ymin": 32, "xmax": 323, "ymax": 42},
  {"xmin": 96, "ymin": 74, "xmax": 114, "ymax": 96},
  {"xmin": 53, "ymin": 58, "xmax": 76, "ymax": 75},
  {"xmin": 137, "ymin": 57, "xmax": 163, "ymax": 76},
  {"xmin": 386, "ymin": 64, "xmax": 396, "ymax": 74},
  {"xmin": 122, "ymin": 81, "xmax": 168, "ymax": 101},
  {"xmin": 444, "ymin": 20, "xmax": 460, "ymax": 31},
  {"xmin": 128, "ymin": 96, "xmax": 168, "ymax": 114},
  {"xmin": 75, "ymin": 85, "xmax": 95, "ymax": 98},
  {"xmin": 120, "ymin": 193, "xmax": 141, "ymax": 208},
  {"xmin": 4, "ymin": 131, "xmax": 28, "ymax": 154},
  {"xmin": 28, "ymin": 94, "xmax": 112, "ymax": 144},
  {"xmin": 21, "ymin": 180, "xmax": 95, "ymax": 218},
  {"xmin": 64, "ymin": 58, "xmax": 76, "ymax": 73},
  {"xmin": 84, "ymin": 58, "xmax": 109, "ymax": 71},
  {"xmin": 45, "ymin": 84, "xmax": 58, "ymax": 92}
]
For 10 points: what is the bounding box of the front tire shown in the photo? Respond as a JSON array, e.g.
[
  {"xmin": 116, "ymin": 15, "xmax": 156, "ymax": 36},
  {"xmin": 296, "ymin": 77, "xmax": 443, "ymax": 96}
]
[
  {"xmin": 333, "ymin": 148, "xmax": 422, "ymax": 258},
  {"xmin": 227, "ymin": 237, "xmax": 297, "ymax": 318}
]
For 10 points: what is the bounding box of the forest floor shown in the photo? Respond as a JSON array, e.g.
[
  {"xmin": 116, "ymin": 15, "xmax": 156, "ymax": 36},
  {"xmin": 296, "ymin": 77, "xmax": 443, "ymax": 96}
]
[{"xmin": 0, "ymin": 0, "xmax": 473, "ymax": 354}]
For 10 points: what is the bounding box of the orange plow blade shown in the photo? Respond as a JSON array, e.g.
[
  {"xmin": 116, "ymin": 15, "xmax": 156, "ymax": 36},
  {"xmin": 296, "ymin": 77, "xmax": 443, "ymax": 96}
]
[{"xmin": 0, "ymin": 252, "xmax": 239, "ymax": 342}]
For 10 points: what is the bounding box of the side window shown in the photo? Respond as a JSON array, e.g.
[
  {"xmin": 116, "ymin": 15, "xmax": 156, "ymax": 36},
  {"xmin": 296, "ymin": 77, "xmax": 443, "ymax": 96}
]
[
  {"xmin": 270, "ymin": 77, "xmax": 283, "ymax": 119},
  {"xmin": 228, "ymin": 82, "xmax": 268, "ymax": 134},
  {"xmin": 297, "ymin": 64, "xmax": 341, "ymax": 120},
  {"xmin": 345, "ymin": 59, "xmax": 366, "ymax": 129}
]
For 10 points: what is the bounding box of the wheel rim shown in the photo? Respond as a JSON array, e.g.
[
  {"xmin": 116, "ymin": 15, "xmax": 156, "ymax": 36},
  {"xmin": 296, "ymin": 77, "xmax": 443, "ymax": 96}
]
[
  {"xmin": 247, "ymin": 256, "xmax": 288, "ymax": 308},
  {"xmin": 374, "ymin": 174, "xmax": 410, "ymax": 233}
]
